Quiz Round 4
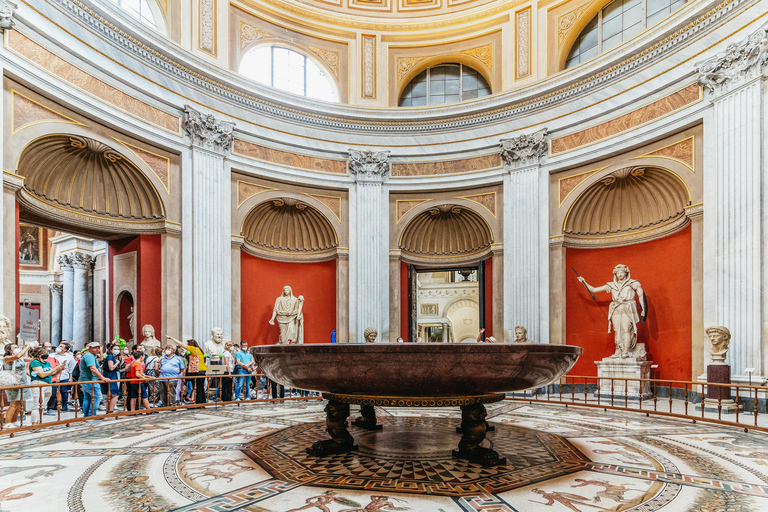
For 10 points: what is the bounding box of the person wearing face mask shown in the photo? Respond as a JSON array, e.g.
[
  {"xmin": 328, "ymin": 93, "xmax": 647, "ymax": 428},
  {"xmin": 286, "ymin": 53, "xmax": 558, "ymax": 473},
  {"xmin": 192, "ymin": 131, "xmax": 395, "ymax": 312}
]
[
  {"xmin": 1, "ymin": 343, "xmax": 31, "ymax": 428},
  {"xmin": 127, "ymin": 347, "xmax": 151, "ymax": 413},
  {"xmin": 158, "ymin": 344, "xmax": 185, "ymax": 407},
  {"xmin": 221, "ymin": 342, "xmax": 235, "ymax": 402},
  {"xmin": 103, "ymin": 343, "xmax": 123, "ymax": 414},
  {"xmin": 28, "ymin": 346, "xmax": 65, "ymax": 425},
  {"xmin": 47, "ymin": 342, "xmax": 75, "ymax": 413}
]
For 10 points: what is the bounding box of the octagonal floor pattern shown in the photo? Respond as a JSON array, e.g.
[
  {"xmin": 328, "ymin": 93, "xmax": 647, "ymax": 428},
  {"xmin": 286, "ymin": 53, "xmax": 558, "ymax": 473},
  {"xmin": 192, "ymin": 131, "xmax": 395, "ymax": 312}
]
[{"xmin": 1, "ymin": 401, "xmax": 767, "ymax": 511}]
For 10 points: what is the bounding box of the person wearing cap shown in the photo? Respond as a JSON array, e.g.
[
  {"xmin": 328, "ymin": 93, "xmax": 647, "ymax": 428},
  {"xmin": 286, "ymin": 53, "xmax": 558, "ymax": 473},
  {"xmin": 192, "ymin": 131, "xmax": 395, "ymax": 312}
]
[{"xmin": 78, "ymin": 342, "xmax": 111, "ymax": 417}]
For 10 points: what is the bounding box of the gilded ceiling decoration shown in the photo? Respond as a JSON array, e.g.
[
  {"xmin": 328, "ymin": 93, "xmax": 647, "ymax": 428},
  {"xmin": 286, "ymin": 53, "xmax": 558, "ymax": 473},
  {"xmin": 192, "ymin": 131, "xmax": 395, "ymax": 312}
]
[
  {"xmin": 241, "ymin": 198, "xmax": 338, "ymax": 254},
  {"xmin": 564, "ymin": 167, "xmax": 690, "ymax": 238},
  {"xmin": 17, "ymin": 135, "xmax": 165, "ymax": 221},
  {"xmin": 400, "ymin": 204, "xmax": 492, "ymax": 257},
  {"xmin": 634, "ymin": 136, "xmax": 695, "ymax": 172}
]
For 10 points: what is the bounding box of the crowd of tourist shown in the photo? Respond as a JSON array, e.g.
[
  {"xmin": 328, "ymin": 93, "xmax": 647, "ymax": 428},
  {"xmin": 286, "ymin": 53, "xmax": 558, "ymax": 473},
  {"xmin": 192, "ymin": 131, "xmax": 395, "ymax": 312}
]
[{"xmin": 1, "ymin": 337, "xmax": 286, "ymax": 429}]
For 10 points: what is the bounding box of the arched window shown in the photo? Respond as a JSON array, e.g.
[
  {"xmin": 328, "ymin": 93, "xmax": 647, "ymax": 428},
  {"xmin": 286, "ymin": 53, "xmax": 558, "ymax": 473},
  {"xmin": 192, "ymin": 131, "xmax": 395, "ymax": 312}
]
[
  {"xmin": 565, "ymin": 0, "xmax": 687, "ymax": 69},
  {"xmin": 239, "ymin": 46, "xmax": 338, "ymax": 103},
  {"xmin": 399, "ymin": 64, "xmax": 491, "ymax": 107},
  {"xmin": 108, "ymin": 0, "xmax": 158, "ymax": 29}
]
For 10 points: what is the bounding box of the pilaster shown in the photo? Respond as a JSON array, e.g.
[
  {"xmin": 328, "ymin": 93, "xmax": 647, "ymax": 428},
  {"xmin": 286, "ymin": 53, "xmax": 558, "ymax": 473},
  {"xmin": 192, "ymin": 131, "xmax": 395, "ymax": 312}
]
[
  {"xmin": 49, "ymin": 283, "xmax": 63, "ymax": 346},
  {"xmin": 348, "ymin": 149, "xmax": 390, "ymax": 342},
  {"xmin": 500, "ymin": 128, "xmax": 549, "ymax": 344},
  {"xmin": 183, "ymin": 106, "xmax": 235, "ymax": 341},
  {"xmin": 697, "ymin": 24, "xmax": 767, "ymax": 380},
  {"xmin": 57, "ymin": 255, "xmax": 74, "ymax": 343}
]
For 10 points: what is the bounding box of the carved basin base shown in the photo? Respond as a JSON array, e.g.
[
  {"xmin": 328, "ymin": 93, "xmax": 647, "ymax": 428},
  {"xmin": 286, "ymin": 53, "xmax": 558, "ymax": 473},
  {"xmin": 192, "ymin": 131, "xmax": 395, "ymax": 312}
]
[{"xmin": 310, "ymin": 393, "xmax": 506, "ymax": 466}]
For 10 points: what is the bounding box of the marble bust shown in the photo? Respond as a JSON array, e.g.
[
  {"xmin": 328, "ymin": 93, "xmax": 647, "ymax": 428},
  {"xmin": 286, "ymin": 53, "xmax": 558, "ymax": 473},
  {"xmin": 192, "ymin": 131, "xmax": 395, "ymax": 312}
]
[
  {"xmin": 514, "ymin": 325, "xmax": 532, "ymax": 343},
  {"xmin": 205, "ymin": 327, "xmax": 226, "ymax": 360},
  {"xmin": 141, "ymin": 324, "xmax": 161, "ymax": 353},
  {"xmin": 706, "ymin": 326, "xmax": 731, "ymax": 364},
  {"xmin": 578, "ymin": 264, "xmax": 647, "ymax": 359},
  {"xmin": 363, "ymin": 327, "xmax": 377, "ymax": 343},
  {"xmin": 269, "ymin": 286, "xmax": 305, "ymax": 344},
  {"xmin": 0, "ymin": 315, "xmax": 11, "ymax": 355}
]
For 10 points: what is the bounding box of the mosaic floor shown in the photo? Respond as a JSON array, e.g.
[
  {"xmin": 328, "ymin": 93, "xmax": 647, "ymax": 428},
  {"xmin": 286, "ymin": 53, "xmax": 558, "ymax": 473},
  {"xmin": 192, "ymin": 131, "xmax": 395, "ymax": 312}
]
[{"xmin": 1, "ymin": 401, "xmax": 768, "ymax": 511}]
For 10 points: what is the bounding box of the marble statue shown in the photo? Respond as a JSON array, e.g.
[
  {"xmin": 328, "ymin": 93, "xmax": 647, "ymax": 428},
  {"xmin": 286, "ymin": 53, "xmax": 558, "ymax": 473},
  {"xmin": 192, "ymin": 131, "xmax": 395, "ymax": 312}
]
[
  {"xmin": 205, "ymin": 327, "xmax": 226, "ymax": 360},
  {"xmin": 514, "ymin": 325, "xmax": 532, "ymax": 343},
  {"xmin": 127, "ymin": 307, "xmax": 136, "ymax": 342},
  {"xmin": 0, "ymin": 314, "xmax": 11, "ymax": 355},
  {"xmin": 363, "ymin": 327, "xmax": 377, "ymax": 343},
  {"xmin": 706, "ymin": 326, "xmax": 731, "ymax": 364},
  {"xmin": 141, "ymin": 324, "xmax": 161, "ymax": 353},
  {"xmin": 578, "ymin": 264, "xmax": 646, "ymax": 359},
  {"xmin": 269, "ymin": 286, "xmax": 304, "ymax": 344}
]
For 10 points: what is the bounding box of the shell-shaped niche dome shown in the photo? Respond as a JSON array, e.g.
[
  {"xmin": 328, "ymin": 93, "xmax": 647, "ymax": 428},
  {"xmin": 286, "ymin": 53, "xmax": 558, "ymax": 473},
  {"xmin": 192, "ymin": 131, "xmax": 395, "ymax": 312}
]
[
  {"xmin": 565, "ymin": 167, "xmax": 690, "ymax": 237},
  {"xmin": 400, "ymin": 204, "xmax": 492, "ymax": 257},
  {"xmin": 241, "ymin": 198, "xmax": 338, "ymax": 254},
  {"xmin": 17, "ymin": 135, "xmax": 164, "ymax": 221}
]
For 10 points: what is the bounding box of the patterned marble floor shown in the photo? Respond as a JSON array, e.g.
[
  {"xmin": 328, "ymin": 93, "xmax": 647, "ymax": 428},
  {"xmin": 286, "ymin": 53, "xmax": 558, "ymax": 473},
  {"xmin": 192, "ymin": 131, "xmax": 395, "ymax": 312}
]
[{"xmin": 1, "ymin": 400, "xmax": 767, "ymax": 511}]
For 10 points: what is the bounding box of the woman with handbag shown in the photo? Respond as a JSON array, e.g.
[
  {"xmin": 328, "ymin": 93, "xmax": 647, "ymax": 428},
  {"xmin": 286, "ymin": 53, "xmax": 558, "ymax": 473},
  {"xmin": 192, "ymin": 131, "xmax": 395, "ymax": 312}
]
[{"xmin": 1, "ymin": 343, "xmax": 31, "ymax": 428}]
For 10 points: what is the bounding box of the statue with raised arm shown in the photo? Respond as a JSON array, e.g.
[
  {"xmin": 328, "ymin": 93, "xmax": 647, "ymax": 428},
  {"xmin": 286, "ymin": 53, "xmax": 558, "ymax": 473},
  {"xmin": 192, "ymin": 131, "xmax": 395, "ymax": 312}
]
[
  {"xmin": 269, "ymin": 286, "xmax": 305, "ymax": 344},
  {"xmin": 577, "ymin": 264, "xmax": 647, "ymax": 359}
]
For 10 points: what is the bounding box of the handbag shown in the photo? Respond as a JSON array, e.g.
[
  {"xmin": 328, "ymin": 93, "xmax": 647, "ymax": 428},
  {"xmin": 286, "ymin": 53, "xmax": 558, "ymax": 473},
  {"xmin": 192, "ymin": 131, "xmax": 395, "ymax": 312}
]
[{"xmin": 0, "ymin": 369, "xmax": 22, "ymax": 387}]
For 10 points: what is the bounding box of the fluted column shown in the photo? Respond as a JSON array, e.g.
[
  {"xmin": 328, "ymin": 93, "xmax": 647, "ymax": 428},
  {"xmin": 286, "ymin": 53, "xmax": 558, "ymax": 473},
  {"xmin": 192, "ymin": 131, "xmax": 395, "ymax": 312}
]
[
  {"xmin": 184, "ymin": 106, "xmax": 235, "ymax": 340},
  {"xmin": 71, "ymin": 253, "xmax": 92, "ymax": 351},
  {"xmin": 501, "ymin": 128, "xmax": 549, "ymax": 344},
  {"xmin": 58, "ymin": 255, "xmax": 74, "ymax": 343},
  {"xmin": 348, "ymin": 149, "xmax": 390, "ymax": 342},
  {"xmin": 49, "ymin": 284, "xmax": 63, "ymax": 346},
  {"xmin": 697, "ymin": 25, "xmax": 768, "ymax": 380}
]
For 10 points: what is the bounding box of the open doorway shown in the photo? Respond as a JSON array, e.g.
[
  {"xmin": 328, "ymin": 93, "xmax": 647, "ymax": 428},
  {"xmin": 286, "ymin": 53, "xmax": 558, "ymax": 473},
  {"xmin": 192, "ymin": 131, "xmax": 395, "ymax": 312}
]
[{"xmin": 407, "ymin": 264, "xmax": 485, "ymax": 343}]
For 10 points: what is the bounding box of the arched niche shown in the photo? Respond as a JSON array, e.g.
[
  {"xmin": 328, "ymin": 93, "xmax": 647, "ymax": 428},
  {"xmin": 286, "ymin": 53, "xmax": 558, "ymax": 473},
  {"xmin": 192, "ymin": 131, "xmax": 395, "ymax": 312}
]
[
  {"xmin": 562, "ymin": 166, "xmax": 691, "ymax": 247},
  {"xmin": 15, "ymin": 134, "xmax": 172, "ymax": 239}
]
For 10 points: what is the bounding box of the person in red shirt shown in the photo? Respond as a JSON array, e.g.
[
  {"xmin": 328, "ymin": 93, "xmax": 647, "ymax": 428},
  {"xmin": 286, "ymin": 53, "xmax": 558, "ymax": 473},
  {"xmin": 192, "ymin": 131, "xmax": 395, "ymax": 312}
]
[{"xmin": 128, "ymin": 347, "xmax": 151, "ymax": 413}]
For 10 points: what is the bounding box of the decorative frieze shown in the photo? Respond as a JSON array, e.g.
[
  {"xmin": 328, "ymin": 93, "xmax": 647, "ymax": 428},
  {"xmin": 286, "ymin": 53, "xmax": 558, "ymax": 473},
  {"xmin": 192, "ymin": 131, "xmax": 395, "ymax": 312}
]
[
  {"xmin": 696, "ymin": 24, "xmax": 768, "ymax": 93},
  {"xmin": 516, "ymin": 8, "xmax": 531, "ymax": 80},
  {"xmin": 500, "ymin": 128, "xmax": 548, "ymax": 170},
  {"xmin": 0, "ymin": 0, "xmax": 16, "ymax": 32},
  {"xmin": 362, "ymin": 35, "xmax": 376, "ymax": 98},
  {"xmin": 199, "ymin": 0, "xmax": 216, "ymax": 55},
  {"xmin": 348, "ymin": 149, "xmax": 390, "ymax": 182},
  {"xmin": 184, "ymin": 106, "xmax": 234, "ymax": 154}
]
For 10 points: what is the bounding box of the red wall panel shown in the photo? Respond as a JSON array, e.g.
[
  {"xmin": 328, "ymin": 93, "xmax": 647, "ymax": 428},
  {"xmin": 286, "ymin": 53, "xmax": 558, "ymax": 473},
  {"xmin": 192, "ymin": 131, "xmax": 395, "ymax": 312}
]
[
  {"xmin": 241, "ymin": 253, "xmax": 337, "ymax": 345},
  {"xmin": 109, "ymin": 235, "xmax": 162, "ymax": 345},
  {"xmin": 565, "ymin": 227, "xmax": 692, "ymax": 381}
]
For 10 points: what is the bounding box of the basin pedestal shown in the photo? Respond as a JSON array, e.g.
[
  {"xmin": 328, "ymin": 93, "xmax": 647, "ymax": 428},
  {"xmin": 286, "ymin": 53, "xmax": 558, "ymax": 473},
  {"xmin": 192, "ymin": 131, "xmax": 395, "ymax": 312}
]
[{"xmin": 316, "ymin": 393, "xmax": 506, "ymax": 466}]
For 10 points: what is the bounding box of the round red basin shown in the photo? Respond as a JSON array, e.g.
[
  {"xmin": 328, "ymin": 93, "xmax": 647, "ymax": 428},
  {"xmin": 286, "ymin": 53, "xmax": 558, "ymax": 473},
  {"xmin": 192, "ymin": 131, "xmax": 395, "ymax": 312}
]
[{"xmin": 252, "ymin": 343, "xmax": 582, "ymax": 396}]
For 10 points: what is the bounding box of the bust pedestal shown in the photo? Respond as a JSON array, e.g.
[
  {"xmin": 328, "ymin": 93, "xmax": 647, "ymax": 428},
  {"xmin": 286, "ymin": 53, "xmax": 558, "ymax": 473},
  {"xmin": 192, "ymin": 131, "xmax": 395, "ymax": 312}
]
[
  {"xmin": 696, "ymin": 364, "xmax": 742, "ymax": 414},
  {"xmin": 595, "ymin": 356, "xmax": 652, "ymax": 399}
]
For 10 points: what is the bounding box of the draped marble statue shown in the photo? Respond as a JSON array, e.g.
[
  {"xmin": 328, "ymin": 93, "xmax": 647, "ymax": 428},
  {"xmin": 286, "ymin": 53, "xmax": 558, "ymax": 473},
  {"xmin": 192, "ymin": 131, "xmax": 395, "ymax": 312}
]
[
  {"xmin": 269, "ymin": 286, "xmax": 305, "ymax": 344},
  {"xmin": 141, "ymin": 324, "xmax": 161, "ymax": 354},
  {"xmin": 578, "ymin": 264, "xmax": 646, "ymax": 359},
  {"xmin": 0, "ymin": 315, "xmax": 11, "ymax": 356}
]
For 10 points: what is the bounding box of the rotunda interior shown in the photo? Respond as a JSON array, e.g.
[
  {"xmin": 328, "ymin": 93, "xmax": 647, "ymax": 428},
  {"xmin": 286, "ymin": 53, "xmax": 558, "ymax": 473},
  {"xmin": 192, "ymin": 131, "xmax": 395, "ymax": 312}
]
[{"xmin": 1, "ymin": 0, "xmax": 768, "ymax": 510}]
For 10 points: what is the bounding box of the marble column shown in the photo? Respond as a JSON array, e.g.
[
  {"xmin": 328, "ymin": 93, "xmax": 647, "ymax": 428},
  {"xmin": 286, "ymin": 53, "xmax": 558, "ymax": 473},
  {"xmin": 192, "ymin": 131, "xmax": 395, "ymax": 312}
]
[
  {"xmin": 500, "ymin": 128, "xmax": 549, "ymax": 344},
  {"xmin": 697, "ymin": 27, "xmax": 767, "ymax": 381},
  {"xmin": 348, "ymin": 149, "xmax": 390, "ymax": 342},
  {"xmin": 336, "ymin": 250, "xmax": 349, "ymax": 343},
  {"xmin": 183, "ymin": 106, "xmax": 235, "ymax": 341},
  {"xmin": 71, "ymin": 253, "xmax": 92, "ymax": 350},
  {"xmin": 49, "ymin": 284, "xmax": 63, "ymax": 346},
  {"xmin": 58, "ymin": 255, "xmax": 74, "ymax": 344},
  {"xmin": 0, "ymin": 0, "xmax": 16, "ymax": 324}
]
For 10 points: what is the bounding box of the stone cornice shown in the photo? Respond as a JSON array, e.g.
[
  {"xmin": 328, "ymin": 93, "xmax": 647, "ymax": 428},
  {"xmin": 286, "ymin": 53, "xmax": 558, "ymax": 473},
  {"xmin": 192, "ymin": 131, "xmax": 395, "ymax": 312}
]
[
  {"xmin": 500, "ymin": 128, "xmax": 548, "ymax": 170},
  {"xmin": 31, "ymin": 0, "xmax": 753, "ymax": 134},
  {"xmin": 348, "ymin": 150, "xmax": 390, "ymax": 183},
  {"xmin": 696, "ymin": 22, "xmax": 768, "ymax": 93},
  {"xmin": 184, "ymin": 106, "xmax": 235, "ymax": 154}
]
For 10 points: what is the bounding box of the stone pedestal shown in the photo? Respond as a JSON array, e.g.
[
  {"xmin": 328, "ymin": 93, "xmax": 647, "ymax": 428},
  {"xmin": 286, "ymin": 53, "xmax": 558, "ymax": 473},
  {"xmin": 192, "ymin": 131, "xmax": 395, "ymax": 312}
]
[
  {"xmin": 695, "ymin": 364, "xmax": 743, "ymax": 414},
  {"xmin": 595, "ymin": 357, "xmax": 652, "ymax": 399}
]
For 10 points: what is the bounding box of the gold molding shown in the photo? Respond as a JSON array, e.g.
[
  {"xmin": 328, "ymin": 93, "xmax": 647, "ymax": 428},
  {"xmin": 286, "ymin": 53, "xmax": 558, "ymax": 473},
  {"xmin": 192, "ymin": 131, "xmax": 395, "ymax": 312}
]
[
  {"xmin": 396, "ymin": 198, "xmax": 432, "ymax": 223},
  {"xmin": 303, "ymin": 192, "xmax": 343, "ymax": 222},
  {"xmin": 557, "ymin": 166, "xmax": 607, "ymax": 207},
  {"xmin": 113, "ymin": 138, "xmax": 171, "ymax": 193},
  {"xmin": 456, "ymin": 192, "xmax": 497, "ymax": 217},
  {"xmin": 11, "ymin": 90, "xmax": 85, "ymax": 134},
  {"xmin": 632, "ymin": 135, "xmax": 695, "ymax": 172},
  {"xmin": 236, "ymin": 180, "xmax": 281, "ymax": 208}
]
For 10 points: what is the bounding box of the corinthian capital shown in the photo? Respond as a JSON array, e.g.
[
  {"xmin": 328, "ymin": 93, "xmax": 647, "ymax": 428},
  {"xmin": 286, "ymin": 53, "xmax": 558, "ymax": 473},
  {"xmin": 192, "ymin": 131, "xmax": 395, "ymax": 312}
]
[
  {"xmin": 49, "ymin": 284, "xmax": 63, "ymax": 295},
  {"xmin": 500, "ymin": 128, "xmax": 548, "ymax": 170},
  {"xmin": 184, "ymin": 106, "xmax": 235, "ymax": 154},
  {"xmin": 348, "ymin": 149, "xmax": 390, "ymax": 182},
  {"xmin": 71, "ymin": 252, "xmax": 94, "ymax": 270},
  {"xmin": 0, "ymin": 0, "xmax": 16, "ymax": 32},
  {"xmin": 696, "ymin": 24, "xmax": 768, "ymax": 93},
  {"xmin": 57, "ymin": 254, "xmax": 73, "ymax": 270}
]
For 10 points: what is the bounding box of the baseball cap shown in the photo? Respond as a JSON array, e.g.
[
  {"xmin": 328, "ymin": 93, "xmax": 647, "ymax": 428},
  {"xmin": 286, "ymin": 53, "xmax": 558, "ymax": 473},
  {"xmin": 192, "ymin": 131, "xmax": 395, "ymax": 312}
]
[{"xmin": 87, "ymin": 342, "xmax": 101, "ymax": 348}]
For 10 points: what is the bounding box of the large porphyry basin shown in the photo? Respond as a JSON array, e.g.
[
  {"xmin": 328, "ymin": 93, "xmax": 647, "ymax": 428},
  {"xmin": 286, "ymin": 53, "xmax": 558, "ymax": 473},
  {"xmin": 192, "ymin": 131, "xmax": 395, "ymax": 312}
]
[{"xmin": 252, "ymin": 343, "xmax": 582, "ymax": 396}]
